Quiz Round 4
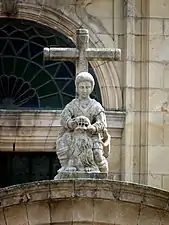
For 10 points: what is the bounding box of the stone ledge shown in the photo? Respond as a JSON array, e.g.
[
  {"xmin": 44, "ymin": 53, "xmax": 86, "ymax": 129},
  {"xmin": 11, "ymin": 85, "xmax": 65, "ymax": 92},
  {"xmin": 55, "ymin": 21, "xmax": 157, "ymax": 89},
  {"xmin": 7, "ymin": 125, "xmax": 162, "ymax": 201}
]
[
  {"xmin": 54, "ymin": 172, "xmax": 108, "ymax": 180},
  {"xmin": 0, "ymin": 179, "xmax": 169, "ymax": 211},
  {"xmin": 0, "ymin": 110, "xmax": 125, "ymax": 151},
  {"xmin": 0, "ymin": 109, "xmax": 125, "ymax": 129}
]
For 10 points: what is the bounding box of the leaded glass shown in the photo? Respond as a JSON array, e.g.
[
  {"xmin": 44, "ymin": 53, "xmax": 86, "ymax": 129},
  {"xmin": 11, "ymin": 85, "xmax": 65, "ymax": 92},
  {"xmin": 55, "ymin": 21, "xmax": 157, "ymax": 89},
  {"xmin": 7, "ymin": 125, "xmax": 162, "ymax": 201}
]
[{"xmin": 0, "ymin": 19, "xmax": 102, "ymax": 109}]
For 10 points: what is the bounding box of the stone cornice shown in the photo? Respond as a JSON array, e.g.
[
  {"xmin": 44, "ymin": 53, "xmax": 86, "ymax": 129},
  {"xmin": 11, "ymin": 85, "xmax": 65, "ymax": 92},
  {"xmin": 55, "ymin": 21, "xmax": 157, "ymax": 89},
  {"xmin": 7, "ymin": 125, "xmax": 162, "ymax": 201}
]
[
  {"xmin": 0, "ymin": 180, "xmax": 169, "ymax": 211},
  {"xmin": 0, "ymin": 109, "xmax": 125, "ymax": 129},
  {"xmin": 0, "ymin": 110, "xmax": 125, "ymax": 151}
]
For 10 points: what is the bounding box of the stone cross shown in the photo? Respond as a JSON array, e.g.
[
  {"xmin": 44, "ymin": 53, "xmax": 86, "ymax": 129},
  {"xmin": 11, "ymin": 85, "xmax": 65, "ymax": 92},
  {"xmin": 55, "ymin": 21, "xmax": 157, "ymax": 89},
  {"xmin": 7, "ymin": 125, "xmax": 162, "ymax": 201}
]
[{"xmin": 43, "ymin": 29, "xmax": 121, "ymax": 74}]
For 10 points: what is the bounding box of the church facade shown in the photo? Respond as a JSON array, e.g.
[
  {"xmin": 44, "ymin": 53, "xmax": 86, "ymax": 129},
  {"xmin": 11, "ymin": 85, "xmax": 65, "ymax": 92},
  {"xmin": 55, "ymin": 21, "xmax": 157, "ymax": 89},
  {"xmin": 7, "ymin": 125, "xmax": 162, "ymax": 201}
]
[{"xmin": 0, "ymin": 0, "xmax": 169, "ymax": 224}]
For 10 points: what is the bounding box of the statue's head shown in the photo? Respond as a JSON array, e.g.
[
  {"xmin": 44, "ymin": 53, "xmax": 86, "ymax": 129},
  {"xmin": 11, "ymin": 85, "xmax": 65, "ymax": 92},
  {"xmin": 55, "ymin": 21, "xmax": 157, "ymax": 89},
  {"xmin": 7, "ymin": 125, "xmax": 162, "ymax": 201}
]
[{"xmin": 75, "ymin": 72, "xmax": 95, "ymax": 99}]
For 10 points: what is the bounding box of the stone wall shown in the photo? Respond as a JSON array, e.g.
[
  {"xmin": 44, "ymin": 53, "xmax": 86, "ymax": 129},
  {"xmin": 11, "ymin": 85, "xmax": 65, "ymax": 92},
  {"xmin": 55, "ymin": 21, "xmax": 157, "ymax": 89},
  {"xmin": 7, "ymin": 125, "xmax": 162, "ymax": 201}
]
[{"xmin": 86, "ymin": 0, "xmax": 169, "ymax": 190}]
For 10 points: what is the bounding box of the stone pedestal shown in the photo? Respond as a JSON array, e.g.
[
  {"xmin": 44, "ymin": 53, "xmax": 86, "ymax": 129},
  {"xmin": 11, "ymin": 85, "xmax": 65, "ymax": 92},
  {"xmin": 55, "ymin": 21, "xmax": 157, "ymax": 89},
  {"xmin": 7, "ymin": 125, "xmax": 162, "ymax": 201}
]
[{"xmin": 54, "ymin": 172, "xmax": 108, "ymax": 180}]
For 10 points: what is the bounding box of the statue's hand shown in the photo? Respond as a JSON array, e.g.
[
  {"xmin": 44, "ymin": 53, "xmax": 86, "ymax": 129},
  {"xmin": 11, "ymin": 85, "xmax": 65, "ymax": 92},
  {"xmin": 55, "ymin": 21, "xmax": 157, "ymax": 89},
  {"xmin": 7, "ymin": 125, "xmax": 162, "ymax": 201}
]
[
  {"xmin": 87, "ymin": 125, "xmax": 96, "ymax": 134},
  {"xmin": 67, "ymin": 119, "xmax": 77, "ymax": 130}
]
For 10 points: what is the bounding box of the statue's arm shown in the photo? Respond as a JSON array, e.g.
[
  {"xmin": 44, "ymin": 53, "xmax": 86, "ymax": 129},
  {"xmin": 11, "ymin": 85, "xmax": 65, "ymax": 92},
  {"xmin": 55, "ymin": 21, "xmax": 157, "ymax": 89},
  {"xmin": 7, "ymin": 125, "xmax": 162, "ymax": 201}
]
[
  {"xmin": 93, "ymin": 111, "xmax": 107, "ymax": 133},
  {"xmin": 60, "ymin": 105, "xmax": 74, "ymax": 129}
]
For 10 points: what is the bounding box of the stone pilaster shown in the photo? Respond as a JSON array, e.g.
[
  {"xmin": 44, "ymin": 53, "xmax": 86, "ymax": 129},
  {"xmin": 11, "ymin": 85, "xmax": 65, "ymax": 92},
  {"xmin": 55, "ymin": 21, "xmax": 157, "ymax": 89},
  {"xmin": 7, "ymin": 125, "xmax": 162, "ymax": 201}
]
[
  {"xmin": 121, "ymin": 0, "xmax": 149, "ymax": 184},
  {"xmin": 121, "ymin": 0, "xmax": 137, "ymax": 182}
]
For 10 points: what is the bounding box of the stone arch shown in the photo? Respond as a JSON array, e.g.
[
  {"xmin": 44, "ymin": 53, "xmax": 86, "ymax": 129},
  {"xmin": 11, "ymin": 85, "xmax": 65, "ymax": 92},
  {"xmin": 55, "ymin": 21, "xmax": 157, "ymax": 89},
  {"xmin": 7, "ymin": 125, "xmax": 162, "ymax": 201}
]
[
  {"xmin": 0, "ymin": 2, "xmax": 122, "ymax": 109},
  {"xmin": 0, "ymin": 180, "xmax": 169, "ymax": 225}
]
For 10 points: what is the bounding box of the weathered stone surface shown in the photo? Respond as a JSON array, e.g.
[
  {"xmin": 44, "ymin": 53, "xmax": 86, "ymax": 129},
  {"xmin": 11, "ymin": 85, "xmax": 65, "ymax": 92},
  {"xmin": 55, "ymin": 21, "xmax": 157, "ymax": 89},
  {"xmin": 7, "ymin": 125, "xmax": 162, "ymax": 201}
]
[
  {"xmin": 0, "ymin": 109, "xmax": 125, "ymax": 152},
  {"xmin": 55, "ymin": 72, "xmax": 111, "ymax": 176},
  {"xmin": 43, "ymin": 29, "xmax": 121, "ymax": 74},
  {"xmin": 0, "ymin": 180, "xmax": 169, "ymax": 225},
  {"xmin": 54, "ymin": 172, "xmax": 108, "ymax": 180}
]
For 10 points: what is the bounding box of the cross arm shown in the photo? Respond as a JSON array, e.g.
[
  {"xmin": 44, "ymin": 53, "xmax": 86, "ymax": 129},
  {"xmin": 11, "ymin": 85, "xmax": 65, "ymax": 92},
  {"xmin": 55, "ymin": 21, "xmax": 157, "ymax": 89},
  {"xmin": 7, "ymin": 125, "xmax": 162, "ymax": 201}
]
[
  {"xmin": 86, "ymin": 48, "xmax": 121, "ymax": 61},
  {"xmin": 43, "ymin": 47, "xmax": 79, "ymax": 61}
]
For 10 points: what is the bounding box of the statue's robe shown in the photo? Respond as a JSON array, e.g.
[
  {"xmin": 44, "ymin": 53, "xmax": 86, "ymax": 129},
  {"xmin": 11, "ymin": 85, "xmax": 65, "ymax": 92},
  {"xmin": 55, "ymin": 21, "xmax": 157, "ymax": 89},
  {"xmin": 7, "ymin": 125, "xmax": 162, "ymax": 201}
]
[{"xmin": 57, "ymin": 98, "xmax": 110, "ymax": 172}]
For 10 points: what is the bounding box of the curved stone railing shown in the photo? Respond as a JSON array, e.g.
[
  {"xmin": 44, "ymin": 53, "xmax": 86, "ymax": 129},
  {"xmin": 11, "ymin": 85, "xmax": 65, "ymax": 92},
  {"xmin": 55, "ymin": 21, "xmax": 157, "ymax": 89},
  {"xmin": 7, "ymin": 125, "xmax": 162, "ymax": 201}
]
[{"xmin": 0, "ymin": 180, "xmax": 169, "ymax": 225}]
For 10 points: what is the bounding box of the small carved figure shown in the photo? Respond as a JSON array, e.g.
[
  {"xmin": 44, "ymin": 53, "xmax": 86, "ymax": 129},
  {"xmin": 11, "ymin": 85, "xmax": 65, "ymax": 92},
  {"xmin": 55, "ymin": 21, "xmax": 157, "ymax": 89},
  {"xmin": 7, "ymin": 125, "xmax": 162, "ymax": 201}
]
[{"xmin": 56, "ymin": 72, "xmax": 111, "ymax": 173}]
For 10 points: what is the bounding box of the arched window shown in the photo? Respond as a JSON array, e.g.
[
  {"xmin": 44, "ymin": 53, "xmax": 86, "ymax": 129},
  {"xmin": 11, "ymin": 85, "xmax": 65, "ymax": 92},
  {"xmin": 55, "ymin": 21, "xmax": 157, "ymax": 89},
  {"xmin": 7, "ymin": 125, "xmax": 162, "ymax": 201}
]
[
  {"xmin": 0, "ymin": 19, "xmax": 102, "ymax": 187},
  {"xmin": 0, "ymin": 18, "xmax": 102, "ymax": 109}
]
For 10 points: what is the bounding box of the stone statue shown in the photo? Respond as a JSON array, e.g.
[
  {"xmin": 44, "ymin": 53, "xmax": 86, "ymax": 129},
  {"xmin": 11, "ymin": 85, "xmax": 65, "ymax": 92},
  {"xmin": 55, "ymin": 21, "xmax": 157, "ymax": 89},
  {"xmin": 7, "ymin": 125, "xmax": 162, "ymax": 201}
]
[{"xmin": 55, "ymin": 72, "xmax": 111, "ymax": 177}]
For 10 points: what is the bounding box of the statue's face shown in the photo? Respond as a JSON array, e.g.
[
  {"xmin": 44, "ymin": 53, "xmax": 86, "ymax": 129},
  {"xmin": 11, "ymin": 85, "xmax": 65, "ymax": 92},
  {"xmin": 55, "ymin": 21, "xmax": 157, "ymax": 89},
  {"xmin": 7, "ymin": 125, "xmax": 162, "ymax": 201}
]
[{"xmin": 77, "ymin": 81, "xmax": 92, "ymax": 99}]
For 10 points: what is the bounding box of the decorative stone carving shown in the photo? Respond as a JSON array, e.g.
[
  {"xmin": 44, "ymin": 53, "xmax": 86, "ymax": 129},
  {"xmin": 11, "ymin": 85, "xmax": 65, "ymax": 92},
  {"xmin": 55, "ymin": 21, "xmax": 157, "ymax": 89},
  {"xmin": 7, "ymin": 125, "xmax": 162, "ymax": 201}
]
[
  {"xmin": 1, "ymin": 0, "xmax": 18, "ymax": 15},
  {"xmin": 54, "ymin": 72, "xmax": 111, "ymax": 179}
]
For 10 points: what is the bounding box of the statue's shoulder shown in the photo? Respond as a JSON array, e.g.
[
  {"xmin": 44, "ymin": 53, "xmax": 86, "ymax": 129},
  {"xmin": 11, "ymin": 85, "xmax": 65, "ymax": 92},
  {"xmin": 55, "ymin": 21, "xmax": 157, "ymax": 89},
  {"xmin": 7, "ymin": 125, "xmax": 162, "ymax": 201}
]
[
  {"xmin": 91, "ymin": 99, "xmax": 104, "ymax": 110},
  {"xmin": 64, "ymin": 98, "xmax": 77, "ymax": 108}
]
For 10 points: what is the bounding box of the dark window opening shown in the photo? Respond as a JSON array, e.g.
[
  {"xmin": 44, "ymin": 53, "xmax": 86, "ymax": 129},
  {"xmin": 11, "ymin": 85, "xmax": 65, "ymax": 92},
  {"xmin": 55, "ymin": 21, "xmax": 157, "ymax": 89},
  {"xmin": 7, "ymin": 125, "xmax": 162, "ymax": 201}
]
[{"xmin": 0, "ymin": 152, "xmax": 60, "ymax": 188}]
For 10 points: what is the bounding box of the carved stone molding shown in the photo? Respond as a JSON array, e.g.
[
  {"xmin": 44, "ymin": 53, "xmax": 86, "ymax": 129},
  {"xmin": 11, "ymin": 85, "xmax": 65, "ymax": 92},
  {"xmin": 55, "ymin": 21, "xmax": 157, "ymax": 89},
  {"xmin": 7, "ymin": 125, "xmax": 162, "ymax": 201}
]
[
  {"xmin": 0, "ymin": 110, "xmax": 125, "ymax": 152},
  {"xmin": 1, "ymin": 0, "xmax": 18, "ymax": 16},
  {"xmin": 0, "ymin": 180, "xmax": 169, "ymax": 225}
]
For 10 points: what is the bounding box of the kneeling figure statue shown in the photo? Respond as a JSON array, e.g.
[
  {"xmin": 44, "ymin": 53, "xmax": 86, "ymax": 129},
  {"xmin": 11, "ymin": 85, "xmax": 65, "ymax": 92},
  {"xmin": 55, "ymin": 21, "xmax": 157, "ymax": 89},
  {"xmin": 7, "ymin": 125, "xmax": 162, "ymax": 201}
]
[{"xmin": 55, "ymin": 72, "xmax": 111, "ymax": 178}]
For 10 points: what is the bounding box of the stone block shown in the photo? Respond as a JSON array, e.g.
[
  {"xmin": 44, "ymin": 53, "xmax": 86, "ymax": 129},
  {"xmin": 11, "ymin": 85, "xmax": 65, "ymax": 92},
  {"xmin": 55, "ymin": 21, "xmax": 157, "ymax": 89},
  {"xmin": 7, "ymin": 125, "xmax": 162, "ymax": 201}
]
[
  {"xmin": 149, "ymin": 19, "xmax": 163, "ymax": 35},
  {"xmin": 149, "ymin": 35, "xmax": 164, "ymax": 61},
  {"xmin": 164, "ymin": 19, "xmax": 169, "ymax": 35},
  {"xmin": 162, "ymin": 175, "xmax": 169, "ymax": 191},
  {"xmin": 94, "ymin": 200, "xmax": 139, "ymax": 225},
  {"xmin": 54, "ymin": 172, "xmax": 108, "ymax": 180},
  {"xmin": 135, "ymin": 18, "xmax": 148, "ymax": 35},
  {"xmin": 149, "ymin": 62, "xmax": 164, "ymax": 88},
  {"xmin": 148, "ymin": 89, "xmax": 166, "ymax": 111},
  {"xmin": 132, "ymin": 146, "xmax": 141, "ymax": 174},
  {"xmin": 86, "ymin": 0, "xmax": 113, "ymax": 18},
  {"xmin": 123, "ymin": 88, "xmax": 135, "ymax": 110},
  {"xmin": 156, "ymin": 36, "xmax": 169, "ymax": 62},
  {"xmin": 114, "ymin": 0, "xmax": 124, "ymax": 18},
  {"xmin": 150, "ymin": 0, "xmax": 169, "ymax": 18},
  {"xmin": 148, "ymin": 146, "xmax": 169, "ymax": 174},
  {"xmin": 163, "ymin": 114, "xmax": 169, "ymax": 145},
  {"xmin": 163, "ymin": 63, "xmax": 169, "ymax": 88},
  {"xmin": 108, "ymin": 143, "xmax": 121, "ymax": 173},
  {"xmin": 0, "ymin": 211, "xmax": 6, "ymax": 225},
  {"xmin": 135, "ymin": 62, "xmax": 141, "ymax": 88},
  {"xmin": 148, "ymin": 173, "xmax": 162, "ymax": 189},
  {"xmin": 162, "ymin": 214, "xmax": 169, "ymax": 225},
  {"xmin": 124, "ymin": 34, "xmax": 135, "ymax": 61},
  {"xmin": 110, "ymin": 138, "xmax": 121, "ymax": 146},
  {"xmin": 124, "ymin": 61, "xmax": 136, "ymax": 87},
  {"xmin": 95, "ymin": 34, "xmax": 114, "ymax": 47},
  {"xmin": 148, "ymin": 112, "xmax": 163, "ymax": 145},
  {"xmin": 50, "ymin": 199, "xmax": 73, "ymax": 223},
  {"xmin": 114, "ymin": 17, "xmax": 124, "ymax": 35},
  {"xmin": 135, "ymin": 35, "xmax": 147, "ymax": 61},
  {"xmin": 113, "ymin": 61, "xmax": 124, "ymax": 87},
  {"xmin": 4, "ymin": 204, "xmax": 27, "ymax": 225},
  {"xmin": 138, "ymin": 206, "xmax": 163, "ymax": 225},
  {"xmin": 27, "ymin": 202, "xmax": 50, "ymax": 225},
  {"xmin": 72, "ymin": 199, "xmax": 93, "ymax": 222}
]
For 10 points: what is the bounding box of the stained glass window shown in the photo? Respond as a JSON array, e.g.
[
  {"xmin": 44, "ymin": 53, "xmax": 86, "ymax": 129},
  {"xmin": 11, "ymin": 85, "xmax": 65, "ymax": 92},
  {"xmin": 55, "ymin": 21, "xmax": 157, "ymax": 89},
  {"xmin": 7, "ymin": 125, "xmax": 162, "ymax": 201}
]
[{"xmin": 0, "ymin": 18, "xmax": 102, "ymax": 109}]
